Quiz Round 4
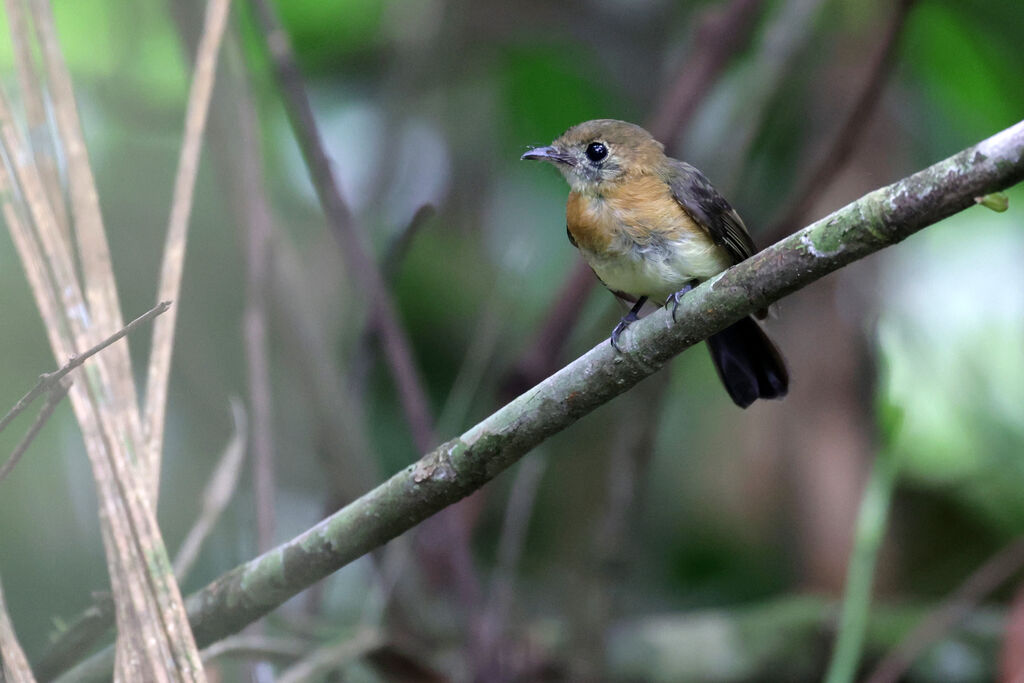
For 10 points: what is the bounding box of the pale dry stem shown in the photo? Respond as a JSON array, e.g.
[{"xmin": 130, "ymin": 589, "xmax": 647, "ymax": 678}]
[
  {"xmin": 28, "ymin": 0, "xmax": 143, "ymax": 451},
  {"xmin": 0, "ymin": 572, "xmax": 36, "ymax": 683},
  {"xmin": 144, "ymin": 0, "xmax": 233, "ymax": 499}
]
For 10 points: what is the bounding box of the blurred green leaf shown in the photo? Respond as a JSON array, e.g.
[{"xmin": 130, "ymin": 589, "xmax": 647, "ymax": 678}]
[
  {"xmin": 273, "ymin": 0, "xmax": 384, "ymax": 67},
  {"xmin": 0, "ymin": 0, "xmax": 117, "ymax": 74},
  {"xmin": 499, "ymin": 47, "xmax": 622, "ymax": 151},
  {"xmin": 904, "ymin": 2, "xmax": 1024, "ymax": 142}
]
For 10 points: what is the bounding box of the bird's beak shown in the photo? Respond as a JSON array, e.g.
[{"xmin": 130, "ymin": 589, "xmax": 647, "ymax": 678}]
[{"xmin": 521, "ymin": 145, "xmax": 574, "ymax": 166}]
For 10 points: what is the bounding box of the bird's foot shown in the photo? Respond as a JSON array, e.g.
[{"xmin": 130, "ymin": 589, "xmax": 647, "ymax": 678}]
[
  {"xmin": 609, "ymin": 296, "xmax": 648, "ymax": 352},
  {"xmin": 610, "ymin": 314, "xmax": 636, "ymax": 352},
  {"xmin": 665, "ymin": 281, "xmax": 698, "ymax": 321}
]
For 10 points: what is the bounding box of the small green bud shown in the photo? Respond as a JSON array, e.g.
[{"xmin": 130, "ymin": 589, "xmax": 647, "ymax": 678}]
[{"xmin": 975, "ymin": 192, "xmax": 1009, "ymax": 212}]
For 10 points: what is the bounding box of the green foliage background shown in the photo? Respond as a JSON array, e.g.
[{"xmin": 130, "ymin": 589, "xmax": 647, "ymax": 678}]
[{"xmin": 0, "ymin": 0, "xmax": 1022, "ymax": 679}]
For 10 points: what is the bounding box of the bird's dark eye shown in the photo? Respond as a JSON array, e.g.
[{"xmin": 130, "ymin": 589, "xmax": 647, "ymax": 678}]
[{"xmin": 585, "ymin": 142, "xmax": 608, "ymax": 163}]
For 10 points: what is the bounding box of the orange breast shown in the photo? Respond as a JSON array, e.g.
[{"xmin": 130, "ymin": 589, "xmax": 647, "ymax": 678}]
[
  {"xmin": 566, "ymin": 192, "xmax": 614, "ymax": 253},
  {"xmin": 566, "ymin": 174, "xmax": 707, "ymax": 254}
]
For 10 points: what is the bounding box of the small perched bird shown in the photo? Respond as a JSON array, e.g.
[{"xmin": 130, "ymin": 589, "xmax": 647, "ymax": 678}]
[{"xmin": 522, "ymin": 119, "xmax": 787, "ymax": 408}]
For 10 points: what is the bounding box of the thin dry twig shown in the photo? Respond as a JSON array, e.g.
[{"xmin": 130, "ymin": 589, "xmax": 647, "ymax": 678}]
[
  {"xmin": 0, "ymin": 298, "xmax": 170, "ymax": 486},
  {"xmin": 0, "ymin": 378, "xmax": 71, "ymax": 484},
  {"xmin": 248, "ymin": 0, "xmax": 437, "ymax": 454},
  {"xmin": 865, "ymin": 535, "xmax": 1024, "ymax": 683},
  {"xmin": 144, "ymin": 0, "xmax": 234, "ymax": 499},
  {"xmin": 764, "ymin": 0, "xmax": 918, "ymax": 242},
  {"xmin": 0, "ymin": 302, "xmax": 171, "ymax": 435},
  {"xmin": 173, "ymin": 400, "xmax": 248, "ymax": 582}
]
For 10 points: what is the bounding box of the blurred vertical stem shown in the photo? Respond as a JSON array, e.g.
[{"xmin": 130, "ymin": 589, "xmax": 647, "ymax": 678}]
[
  {"xmin": 246, "ymin": 0, "xmax": 487, "ymax": 631},
  {"xmin": 0, "ymin": 572, "xmax": 35, "ymax": 683},
  {"xmin": 824, "ymin": 446, "xmax": 901, "ymax": 683},
  {"xmin": 235, "ymin": 44, "xmax": 278, "ymax": 554},
  {"xmin": 144, "ymin": 0, "xmax": 233, "ymax": 497},
  {"xmin": 247, "ymin": 0, "xmax": 437, "ymax": 454}
]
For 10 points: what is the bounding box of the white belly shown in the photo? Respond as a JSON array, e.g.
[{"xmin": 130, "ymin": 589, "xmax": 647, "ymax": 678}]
[{"xmin": 582, "ymin": 233, "xmax": 731, "ymax": 301}]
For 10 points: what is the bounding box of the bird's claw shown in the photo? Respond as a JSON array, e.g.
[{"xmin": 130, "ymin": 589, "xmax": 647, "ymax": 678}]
[
  {"xmin": 609, "ymin": 318, "xmax": 631, "ymax": 352},
  {"xmin": 609, "ymin": 296, "xmax": 648, "ymax": 352},
  {"xmin": 664, "ymin": 281, "xmax": 697, "ymax": 321},
  {"xmin": 609, "ymin": 313, "xmax": 638, "ymax": 352}
]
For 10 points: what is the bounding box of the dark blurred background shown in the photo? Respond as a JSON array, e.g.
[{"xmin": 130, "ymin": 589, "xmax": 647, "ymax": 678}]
[{"xmin": 1, "ymin": 0, "xmax": 1023, "ymax": 680}]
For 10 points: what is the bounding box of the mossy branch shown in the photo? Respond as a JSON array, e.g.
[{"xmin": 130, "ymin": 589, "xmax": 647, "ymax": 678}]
[{"xmin": 49, "ymin": 120, "xmax": 1024, "ymax": 681}]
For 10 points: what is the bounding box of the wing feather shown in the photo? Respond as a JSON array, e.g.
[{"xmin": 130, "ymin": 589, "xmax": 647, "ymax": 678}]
[{"xmin": 663, "ymin": 160, "xmax": 756, "ymax": 265}]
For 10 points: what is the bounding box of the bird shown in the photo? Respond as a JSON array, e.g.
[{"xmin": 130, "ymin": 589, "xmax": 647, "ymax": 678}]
[{"xmin": 521, "ymin": 119, "xmax": 787, "ymax": 408}]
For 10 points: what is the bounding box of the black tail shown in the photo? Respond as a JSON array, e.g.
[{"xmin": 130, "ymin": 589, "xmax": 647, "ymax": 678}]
[{"xmin": 706, "ymin": 316, "xmax": 788, "ymax": 408}]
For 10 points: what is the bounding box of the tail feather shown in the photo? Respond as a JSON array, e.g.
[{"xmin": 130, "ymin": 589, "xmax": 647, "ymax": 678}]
[{"xmin": 706, "ymin": 317, "xmax": 788, "ymax": 408}]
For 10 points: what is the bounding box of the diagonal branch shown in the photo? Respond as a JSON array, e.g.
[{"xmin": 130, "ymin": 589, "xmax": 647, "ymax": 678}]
[{"xmin": 46, "ymin": 119, "xmax": 1024, "ymax": 681}]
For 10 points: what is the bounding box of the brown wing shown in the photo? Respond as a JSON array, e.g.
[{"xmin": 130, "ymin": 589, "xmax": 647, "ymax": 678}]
[{"xmin": 663, "ymin": 160, "xmax": 756, "ymax": 265}]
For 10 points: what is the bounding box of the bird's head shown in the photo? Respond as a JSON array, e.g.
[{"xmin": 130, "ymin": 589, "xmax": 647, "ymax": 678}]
[{"xmin": 521, "ymin": 119, "xmax": 666, "ymax": 195}]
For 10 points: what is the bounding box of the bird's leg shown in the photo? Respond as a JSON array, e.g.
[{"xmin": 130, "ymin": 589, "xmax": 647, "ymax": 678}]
[
  {"xmin": 665, "ymin": 280, "xmax": 698, "ymax": 321},
  {"xmin": 610, "ymin": 296, "xmax": 647, "ymax": 352}
]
